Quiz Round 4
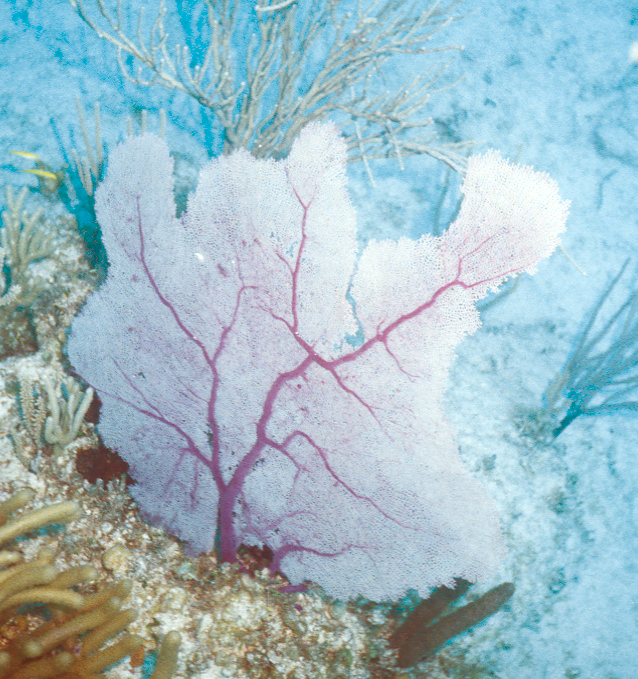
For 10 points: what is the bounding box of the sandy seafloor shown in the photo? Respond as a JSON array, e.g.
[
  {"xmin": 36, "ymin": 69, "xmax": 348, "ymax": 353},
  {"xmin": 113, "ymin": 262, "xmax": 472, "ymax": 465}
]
[{"xmin": 1, "ymin": 0, "xmax": 638, "ymax": 677}]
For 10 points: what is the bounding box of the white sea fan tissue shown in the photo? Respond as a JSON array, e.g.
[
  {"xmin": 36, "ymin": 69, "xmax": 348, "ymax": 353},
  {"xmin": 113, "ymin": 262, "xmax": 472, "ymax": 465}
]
[{"xmin": 68, "ymin": 126, "xmax": 568, "ymax": 600}]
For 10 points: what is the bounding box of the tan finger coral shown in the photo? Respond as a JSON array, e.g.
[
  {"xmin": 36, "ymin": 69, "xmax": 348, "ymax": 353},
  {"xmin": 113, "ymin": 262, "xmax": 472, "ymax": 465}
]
[{"xmin": 0, "ymin": 489, "xmax": 179, "ymax": 679}]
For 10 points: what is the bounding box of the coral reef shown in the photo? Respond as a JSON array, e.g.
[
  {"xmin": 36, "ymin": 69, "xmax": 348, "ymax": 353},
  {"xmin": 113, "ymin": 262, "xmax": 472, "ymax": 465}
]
[
  {"xmin": 0, "ymin": 95, "xmax": 517, "ymax": 678},
  {"xmin": 0, "ymin": 423, "xmax": 396, "ymax": 678},
  {"xmin": 0, "ymin": 268, "xmax": 515, "ymax": 679},
  {"xmin": 0, "ymin": 169, "xmax": 399, "ymax": 677}
]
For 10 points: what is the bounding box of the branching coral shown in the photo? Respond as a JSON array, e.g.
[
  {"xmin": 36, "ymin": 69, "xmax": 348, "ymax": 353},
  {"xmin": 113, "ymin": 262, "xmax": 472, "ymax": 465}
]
[
  {"xmin": 69, "ymin": 0, "xmax": 468, "ymax": 171},
  {"xmin": 0, "ymin": 489, "xmax": 179, "ymax": 679},
  {"xmin": 0, "ymin": 185, "xmax": 57, "ymax": 341},
  {"xmin": 542, "ymin": 258, "xmax": 638, "ymax": 437},
  {"xmin": 11, "ymin": 369, "xmax": 97, "ymax": 468},
  {"xmin": 0, "ymin": 187, "xmax": 56, "ymax": 288},
  {"xmin": 42, "ymin": 376, "xmax": 95, "ymax": 458}
]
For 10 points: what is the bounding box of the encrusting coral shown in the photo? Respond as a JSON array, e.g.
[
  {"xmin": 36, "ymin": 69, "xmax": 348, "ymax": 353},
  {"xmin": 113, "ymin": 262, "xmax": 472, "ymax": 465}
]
[{"xmin": 0, "ymin": 489, "xmax": 180, "ymax": 679}]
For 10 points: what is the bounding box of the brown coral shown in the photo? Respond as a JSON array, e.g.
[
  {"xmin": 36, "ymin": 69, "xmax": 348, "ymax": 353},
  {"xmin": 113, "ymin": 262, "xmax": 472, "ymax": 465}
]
[
  {"xmin": 388, "ymin": 579, "xmax": 515, "ymax": 669},
  {"xmin": 0, "ymin": 489, "xmax": 179, "ymax": 679}
]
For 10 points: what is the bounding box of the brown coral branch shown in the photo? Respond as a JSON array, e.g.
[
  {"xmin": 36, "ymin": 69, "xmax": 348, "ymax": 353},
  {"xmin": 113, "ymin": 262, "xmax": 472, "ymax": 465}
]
[{"xmin": 390, "ymin": 581, "xmax": 515, "ymax": 668}]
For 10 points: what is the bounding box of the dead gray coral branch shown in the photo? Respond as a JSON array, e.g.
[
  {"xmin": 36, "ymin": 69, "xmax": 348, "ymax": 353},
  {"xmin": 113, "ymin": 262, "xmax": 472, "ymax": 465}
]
[{"xmin": 255, "ymin": 0, "xmax": 296, "ymax": 11}]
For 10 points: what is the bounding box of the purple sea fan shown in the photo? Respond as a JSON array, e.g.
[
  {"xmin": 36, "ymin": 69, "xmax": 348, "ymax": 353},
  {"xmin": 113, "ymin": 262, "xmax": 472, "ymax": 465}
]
[{"xmin": 67, "ymin": 123, "xmax": 568, "ymax": 600}]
